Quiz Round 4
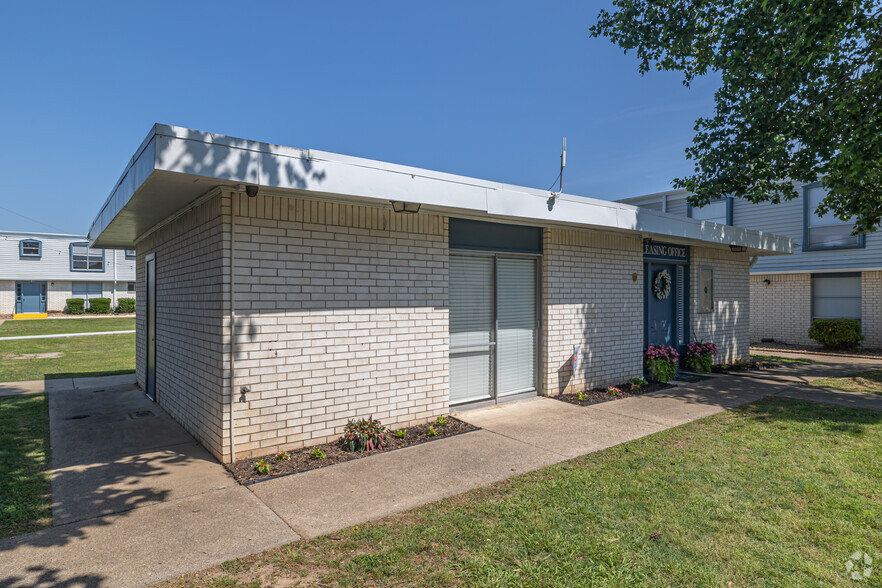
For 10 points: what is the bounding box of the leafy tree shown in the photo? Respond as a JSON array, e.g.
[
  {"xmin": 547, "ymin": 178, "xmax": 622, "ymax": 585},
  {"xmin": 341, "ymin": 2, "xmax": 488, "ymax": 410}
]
[{"xmin": 591, "ymin": 1, "xmax": 882, "ymax": 233}]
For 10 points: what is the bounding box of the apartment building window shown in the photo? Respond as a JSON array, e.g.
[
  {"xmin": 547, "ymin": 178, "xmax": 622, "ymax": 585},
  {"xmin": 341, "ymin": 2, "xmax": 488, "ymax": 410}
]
[
  {"xmin": 125, "ymin": 249, "xmax": 136, "ymax": 259},
  {"xmin": 812, "ymin": 273, "xmax": 861, "ymax": 320},
  {"xmin": 688, "ymin": 197, "xmax": 733, "ymax": 225},
  {"xmin": 70, "ymin": 242, "xmax": 105, "ymax": 271},
  {"xmin": 804, "ymin": 184, "xmax": 864, "ymax": 250},
  {"xmin": 19, "ymin": 239, "xmax": 42, "ymax": 258}
]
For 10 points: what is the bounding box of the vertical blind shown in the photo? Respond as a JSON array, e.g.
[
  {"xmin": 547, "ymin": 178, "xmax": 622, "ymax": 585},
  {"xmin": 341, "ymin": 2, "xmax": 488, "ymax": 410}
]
[
  {"xmin": 449, "ymin": 256, "xmax": 495, "ymax": 403},
  {"xmin": 496, "ymin": 257, "xmax": 537, "ymax": 396}
]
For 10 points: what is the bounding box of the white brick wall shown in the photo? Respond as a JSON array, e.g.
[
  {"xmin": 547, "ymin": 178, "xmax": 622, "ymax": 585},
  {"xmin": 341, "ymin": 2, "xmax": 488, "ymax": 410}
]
[
  {"xmin": 0, "ymin": 280, "xmax": 13, "ymax": 316},
  {"xmin": 135, "ymin": 194, "xmax": 230, "ymax": 461},
  {"xmin": 542, "ymin": 228, "xmax": 645, "ymax": 393},
  {"xmin": 229, "ymin": 194, "xmax": 449, "ymax": 459},
  {"xmin": 749, "ymin": 273, "xmax": 813, "ymax": 345},
  {"xmin": 690, "ymin": 248, "xmax": 750, "ymax": 362},
  {"xmin": 861, "ymin": 271, "xmax": 882, "ymax": 349}
]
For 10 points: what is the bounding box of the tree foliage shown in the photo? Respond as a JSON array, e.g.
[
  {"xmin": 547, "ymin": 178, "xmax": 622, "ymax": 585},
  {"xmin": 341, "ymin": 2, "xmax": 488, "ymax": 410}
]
[{"xmin": 591, "ymin": 1, "xmax": 882, "ymax": 232}]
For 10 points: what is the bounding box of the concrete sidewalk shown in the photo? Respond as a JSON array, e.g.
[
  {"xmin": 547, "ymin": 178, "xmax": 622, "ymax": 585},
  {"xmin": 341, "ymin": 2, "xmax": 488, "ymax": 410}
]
[
  {"xmin": 0, "ymin": 329, "xmax": 135, "ymax": 341},
  {"xmin": 1, "ymin": 355, "xmax": 879, "ymax": 586},
  {"xmin": 0, "ymin": 382, "xmax": 298, "ymax": 587},
  {"xmin": 0, "ymin": 373, "xmax": 137, "ymax": 397}
]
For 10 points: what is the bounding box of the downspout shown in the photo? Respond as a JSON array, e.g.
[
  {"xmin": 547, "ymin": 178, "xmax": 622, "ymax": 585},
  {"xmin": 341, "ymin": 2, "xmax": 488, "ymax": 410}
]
[{"xmin": 229, "ymin": 191, "xmax": 237, "ymax": 463}]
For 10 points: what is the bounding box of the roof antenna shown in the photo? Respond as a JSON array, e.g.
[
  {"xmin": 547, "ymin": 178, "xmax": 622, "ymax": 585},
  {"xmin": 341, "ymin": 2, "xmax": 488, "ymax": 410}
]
[{"xmin": 547, "ymin": 137, "xmax": 566, "ymax": 209}]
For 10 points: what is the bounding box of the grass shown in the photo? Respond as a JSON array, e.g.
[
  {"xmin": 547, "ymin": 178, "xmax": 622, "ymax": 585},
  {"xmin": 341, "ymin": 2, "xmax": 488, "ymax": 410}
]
[
  {"xmin": 0, "ymin": 317, "xmax": 135, "ymax": 337},
  {"xmin": 750, "ymin": 354, "xmax": 815, "ymax": 365},
  {"xmin": 0, "ymin": 394, "xmax": 51, "ymax": 538},
  {"xmin": 0, "ymin": 333, "xmax": 135, "ymax": 382},
  {"xmin": 162, "ymin": 398, "xmax": 882, "ymax": 587},
  {"xmin": 810, "ymin": 369, "xmax": 882, "ymax": 395}
]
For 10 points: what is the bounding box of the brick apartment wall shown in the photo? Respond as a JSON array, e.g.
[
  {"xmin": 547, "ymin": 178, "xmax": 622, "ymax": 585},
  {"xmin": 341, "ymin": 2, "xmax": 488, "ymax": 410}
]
[
  {"xmin": 861, "ymin": 271, "xmax": 882, "ymax": 349},
  {"xmin": 0, "ymin": 280, "xmax": 13, "ymax": 316},
  {"xmin": 47, "ymin": 281, "xmax": 72, "ymax": 312},
  {"xmin": 749, "ymin": 273, "xmax": 812, "ymax": 345},
  {"xmin": 543, "ymin": 228, "xmax": 644, "ymax": 394},
  {"xmin": 229, "ymin": 194, "xmax": 449, "ymax": 459},
  {"xmin": 690, "ymin": 248, "xmax": 750, "ymax": 362},
  {"xmin": 135, "ymin": 194, "xmax": 230, "ymax": 461}
]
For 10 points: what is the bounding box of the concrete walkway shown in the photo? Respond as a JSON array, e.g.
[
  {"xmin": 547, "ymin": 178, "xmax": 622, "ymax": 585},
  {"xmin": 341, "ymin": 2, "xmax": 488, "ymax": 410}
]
[
  {"xmin": 0, "ymin": 330, "xmax": 135, "ymax": 341},
  {"xmin": 0, "ymin": 381, "xmax": 298, "ymax": 587},
  {"xmin": 0, "ymin": 373, "xmax": 138, "ymax": 397},
  {"xmin": 1, "ymin": 356, "xmax": 879, "ymax": 586}
]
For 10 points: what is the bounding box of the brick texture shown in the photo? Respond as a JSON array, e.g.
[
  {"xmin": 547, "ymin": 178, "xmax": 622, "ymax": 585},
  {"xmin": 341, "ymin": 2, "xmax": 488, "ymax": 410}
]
[
  {"xmin": 228, "ymin": 194, "xmax": 449, "ymax": 459},
  {"xmin": 861, "ymin": 271, "xmax": 882, "ymax": 348},
  {"xmin": 749, "ymin": 273, "xmax": 813, "ymax": 345},
  {"xmin": 0, "ymin": 280, "xmax": 13, "ymax": 316},
  {"xmin": 690, "ymin": 249, "xmax": 750, "ymax": 362},
  {"xmin": 542, "ymin": 228, "xmax": 644, "ymax": 394}
]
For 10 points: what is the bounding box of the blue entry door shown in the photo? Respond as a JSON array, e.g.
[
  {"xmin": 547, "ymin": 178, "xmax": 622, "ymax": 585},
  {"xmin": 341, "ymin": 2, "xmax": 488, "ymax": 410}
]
[
  {"xmin": 15, "ymin": 281, "xmax": 46, "ymax": 314},
  {"xmin": 646, "ymin": 263, "xmax": 677, "ymax": 347}
]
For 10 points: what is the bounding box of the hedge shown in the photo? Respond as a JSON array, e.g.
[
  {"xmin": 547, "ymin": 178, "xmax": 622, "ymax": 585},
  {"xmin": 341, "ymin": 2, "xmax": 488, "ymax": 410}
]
[
  {"xmin": 808, "ymin": 318, "xmax": 863, "ymax": 350},
  {"xmin": 116, "ymin": 297, "xmax": 135, "ymax": 314},
  {"xmin": 65, "ymin": 298, "xmax": 85, "ymax": 315},
  {"xmin": 87, "ymin": 297, "xmax": 112, "ymax": 314}
]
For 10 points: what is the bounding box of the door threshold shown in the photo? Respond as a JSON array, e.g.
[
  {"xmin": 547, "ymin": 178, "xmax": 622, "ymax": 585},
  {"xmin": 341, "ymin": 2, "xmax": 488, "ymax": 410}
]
[{"xmin": 451, "ymin": 390, "xmax": 538, "ymax": 412}]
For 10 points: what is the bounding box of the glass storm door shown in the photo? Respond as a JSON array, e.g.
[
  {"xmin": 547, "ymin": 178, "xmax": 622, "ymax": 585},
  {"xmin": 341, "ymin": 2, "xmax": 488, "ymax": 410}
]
[{"xmin": 449, "ymin": 254, "xmax": 538, "ymax": 405}]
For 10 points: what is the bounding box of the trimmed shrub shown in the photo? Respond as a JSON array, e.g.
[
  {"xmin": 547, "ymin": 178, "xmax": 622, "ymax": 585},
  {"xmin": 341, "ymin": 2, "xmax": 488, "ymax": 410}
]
[
  {"xmin": 87, "ymin": 297, "xmax": 112, "ymax": 314},
  {"xmin": 65, "ymin": 298, "xmax": 85, "ymax": 315},
  {"xmin": 116, "ymin": 297, "xmax": 135, "ymax": 314},
  {"xmin": 808, "ymin": 319, "xmax": 863, "ymax": 349}
]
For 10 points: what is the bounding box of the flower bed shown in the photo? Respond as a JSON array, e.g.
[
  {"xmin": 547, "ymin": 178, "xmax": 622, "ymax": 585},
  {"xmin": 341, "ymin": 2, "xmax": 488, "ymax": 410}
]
[
  {"xmin": 228, "ymin": 416, "xmax": 477, "ymax": 484},
  {"xmin": 554, "ymin": 379, "xmax": 674, "ymax": 407},
  {"xmin": 711, "ymin": 358, "xmax": 777, "ymax": 373}
]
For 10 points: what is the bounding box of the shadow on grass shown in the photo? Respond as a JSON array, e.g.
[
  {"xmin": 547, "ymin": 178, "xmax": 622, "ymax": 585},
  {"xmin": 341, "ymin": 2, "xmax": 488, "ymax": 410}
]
[
  {"xmin": 733, "ymin": 397, "xmax": 882, "ymax": 436},
  {"xmin": 44, "ymin": 370, "xmax": 135, "ymax": 381}
]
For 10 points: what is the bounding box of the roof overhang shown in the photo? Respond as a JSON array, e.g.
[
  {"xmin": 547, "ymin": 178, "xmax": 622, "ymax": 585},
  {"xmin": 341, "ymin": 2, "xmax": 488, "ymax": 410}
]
[{"xmin": 89, "ymin": 124, "xmax": 792, "ymax": 257}]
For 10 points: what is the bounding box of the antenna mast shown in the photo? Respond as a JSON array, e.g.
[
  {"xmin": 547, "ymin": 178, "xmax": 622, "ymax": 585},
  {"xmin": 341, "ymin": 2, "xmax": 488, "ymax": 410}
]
[{"xmin": 558, "ymin": 137, "xmax": 566, "ymax": 194}]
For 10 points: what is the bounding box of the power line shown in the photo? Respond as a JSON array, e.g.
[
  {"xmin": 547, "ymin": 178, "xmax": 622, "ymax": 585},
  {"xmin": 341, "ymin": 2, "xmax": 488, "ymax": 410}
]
[{"xmin": 0, "ymin": 205, "xmax": 69, "ymax": 233}]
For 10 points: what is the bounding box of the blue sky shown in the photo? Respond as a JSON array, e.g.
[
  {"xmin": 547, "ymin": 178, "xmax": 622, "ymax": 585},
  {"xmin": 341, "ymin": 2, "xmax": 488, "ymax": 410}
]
[{"xmin": 0, "ymin": 1, "xmax": 719, "ymax": 235}]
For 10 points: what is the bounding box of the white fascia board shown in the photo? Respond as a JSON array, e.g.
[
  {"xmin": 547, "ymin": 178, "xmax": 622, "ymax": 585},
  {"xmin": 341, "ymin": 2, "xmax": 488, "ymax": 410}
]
[
  {"xmin": 0, "ymin": 231, "xmax": 85, "ymax": 239},
  {"xmin": 88, "ymin": 125, "xmax": 792, "ymax": 255}
]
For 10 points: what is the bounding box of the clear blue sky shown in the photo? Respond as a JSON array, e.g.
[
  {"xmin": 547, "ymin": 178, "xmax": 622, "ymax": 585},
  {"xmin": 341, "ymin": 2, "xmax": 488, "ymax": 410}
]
[{"xmin": 0, "ymin": 1, "xmax": 719, "ymax": 235}]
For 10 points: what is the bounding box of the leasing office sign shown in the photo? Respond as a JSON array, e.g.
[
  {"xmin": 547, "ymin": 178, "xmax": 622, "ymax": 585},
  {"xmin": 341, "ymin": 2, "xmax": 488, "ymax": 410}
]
[{"xmin": 643, "ymin": 240, "xmax": 689, "ymax": 263}]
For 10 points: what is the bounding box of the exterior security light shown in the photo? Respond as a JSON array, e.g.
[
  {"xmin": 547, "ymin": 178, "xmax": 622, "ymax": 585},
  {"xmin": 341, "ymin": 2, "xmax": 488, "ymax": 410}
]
[
  {"xmin": 729, "ymin": 245, "xmax": 747, "ymax": 253},
  {"xmin": 390, "ymin": 201, "xmax": 420, "ymax": 214},
  {"xmin": 245, "ymin": 185, "xmax": 259, "ymax": 198},
  {"xmin": 763, "ymin": 279, "xmax": 771, "ymax": 285}
]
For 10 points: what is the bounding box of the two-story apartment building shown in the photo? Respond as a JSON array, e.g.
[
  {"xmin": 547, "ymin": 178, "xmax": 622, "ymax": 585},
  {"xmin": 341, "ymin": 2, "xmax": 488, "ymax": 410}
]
[
  {"xmin": 0, "ymin": 230, "xmax": 136, "ymax": 317},
  {"xmin": 620, "ymin": 184, "xmax": 881, "ymax": 348}
]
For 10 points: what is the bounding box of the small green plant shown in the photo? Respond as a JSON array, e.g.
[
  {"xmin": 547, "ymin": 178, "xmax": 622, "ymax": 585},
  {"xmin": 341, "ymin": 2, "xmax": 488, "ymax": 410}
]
[
  {"xmin": 116, "ymin": 297, "xmax": 135, "ymax": 313},
  {"xmin": 341, "ymin": 417, "xmax": 387, "ymax": 452},
  {"xmin": 427, "ymin": 426, "xmax": 438, "ymax": 437},
  {"xmin": 435, "ymin": 415, "xmax": 448, "ymax": 427},
  {"xmin": 394, "ymin": 429, "xmax": 407, "ymax": 439},
  {"xmin": 577, "ymin": 390, "xmax": 587, "ymax": 402},
  {"xmin": 274, "ymin": 450, "xmax": 290, "ymax": 461},
  {"xmin": 310, "ymin": 448, "xmax": 326, "ymax": 460},
  {"xmin": 629, "ymin": 376, "xmax": 648, "ymax": 391},
  {"xmin": 87, "ymin": 297, "xmax": 112, "ymax": 314},
  {"xmin": 606, "ymin": 386, "xmax": 623, "ymax": 396},
  {"xmin": 254, "ymin": 459, "xmax": 270, "ymax": 475},
  {"xmin": 808, "ymin": 318, "xmax": 863, "ymax": 349},
  {"xmin": 65, "ymin": 298, "xmax": 85, "ymax": 315}
]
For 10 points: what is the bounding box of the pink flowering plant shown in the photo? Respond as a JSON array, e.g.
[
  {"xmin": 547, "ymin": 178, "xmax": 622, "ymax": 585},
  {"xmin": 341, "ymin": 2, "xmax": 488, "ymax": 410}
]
[
  {"xmin": 341, "ymin": 417, "xmax": 387, "ymax": 452},
  {"xmin": 644, "ymin": 344, "xmax": 680, "ymax": 383},
  {"xmin": 274, "ymin": 451, "xmax": 290, "ymax": 461},
  {"xmin": 606, "ymin": 386, "xmax": 623, "ymax": 397},
  {"xmin": 683, "ymin": 341, "xmax": 717, "ymax": 373},
  {"xmin": 254, "ymin": 459, "xmax": 270, "ymax": 475}
]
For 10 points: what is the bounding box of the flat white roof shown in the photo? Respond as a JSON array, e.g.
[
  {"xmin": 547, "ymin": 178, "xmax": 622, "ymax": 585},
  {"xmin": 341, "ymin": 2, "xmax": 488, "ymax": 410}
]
[{"xmin": 88, "ymin": 124, "xmax": 792, "ymax": 256}]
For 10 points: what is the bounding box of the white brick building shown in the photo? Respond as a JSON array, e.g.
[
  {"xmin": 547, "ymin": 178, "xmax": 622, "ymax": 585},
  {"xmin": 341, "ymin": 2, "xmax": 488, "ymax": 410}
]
[
  {"xmin": 0, "ymin": 230, "xmax": 135, "ymax": 317},
  {"xmin": 88, "ymin": 125, "xmax": 790, "ymax": 463}
]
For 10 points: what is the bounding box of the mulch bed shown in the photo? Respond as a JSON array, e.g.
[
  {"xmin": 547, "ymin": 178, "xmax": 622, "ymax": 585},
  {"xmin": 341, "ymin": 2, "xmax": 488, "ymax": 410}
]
[
  {"xmin": 228, "ymin": 417, "xmax": 477, "ymax": 485},
  {"xmin": 554, "ymin": 380, "xmax": 674, "ymax": 407},
  {"xmin": 712, "ymin": 360, "xmax": 779, "ymax": 373}
]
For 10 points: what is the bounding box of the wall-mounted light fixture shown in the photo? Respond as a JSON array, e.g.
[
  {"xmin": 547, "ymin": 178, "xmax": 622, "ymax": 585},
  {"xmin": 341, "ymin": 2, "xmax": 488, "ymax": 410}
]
[
  {"xmin": 763, "ymin": 278, "xmax": 771, "ymax": 285},
  {"xmin": 390, "ymin": 200, "xmax": 420, "ymax": 214},
  {"xmin": 729, "ymin": 245, "xmax": 747, "ymax": 253},
  {"xmin": 245, "ymin": 185, "xmax": 259, "ymax": 198}
]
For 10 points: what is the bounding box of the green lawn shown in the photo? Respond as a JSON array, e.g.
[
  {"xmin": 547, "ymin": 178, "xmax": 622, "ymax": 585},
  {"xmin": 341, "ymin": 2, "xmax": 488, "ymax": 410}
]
[
  {"xmin": 0, "ymin": 317, "xmax": 135, "ymax": 337},
  {"xmin": 811, "ymin": 369, "xmax": 882, "ymax": 395},
  {"xmin": 163, "ymin": 398, "xmax": 882, "ymax": 587},
  {"xmin": 750, "ymin": 353, "xmax": 815, "ymax": 365},
  {"xmin": 0, "ymin": 394, "xmax": 51, "ymax": 539},
  {"xmin": 0, "ymin": 333, "xmax": 135, "ymax": 382}
]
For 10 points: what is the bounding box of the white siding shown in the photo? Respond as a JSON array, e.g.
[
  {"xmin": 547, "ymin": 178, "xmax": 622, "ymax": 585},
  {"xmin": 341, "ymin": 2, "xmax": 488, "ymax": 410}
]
[{"xmin": 0, "ymin": 232, "xmax": 135, "ymax": 282}]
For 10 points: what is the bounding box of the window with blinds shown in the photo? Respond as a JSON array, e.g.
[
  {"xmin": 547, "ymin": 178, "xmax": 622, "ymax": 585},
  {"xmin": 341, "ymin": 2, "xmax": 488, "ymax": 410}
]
[
  {"xmin": 805, "ymin": 186, "xmax": 862, "ymax": 250},
  {"xmin": 496, "ymin": 257, "xmax": 537, "ymax": 397},
  {"xmin": 812, "ymin": 274, "xmax": 861, "ymax": 320}
]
